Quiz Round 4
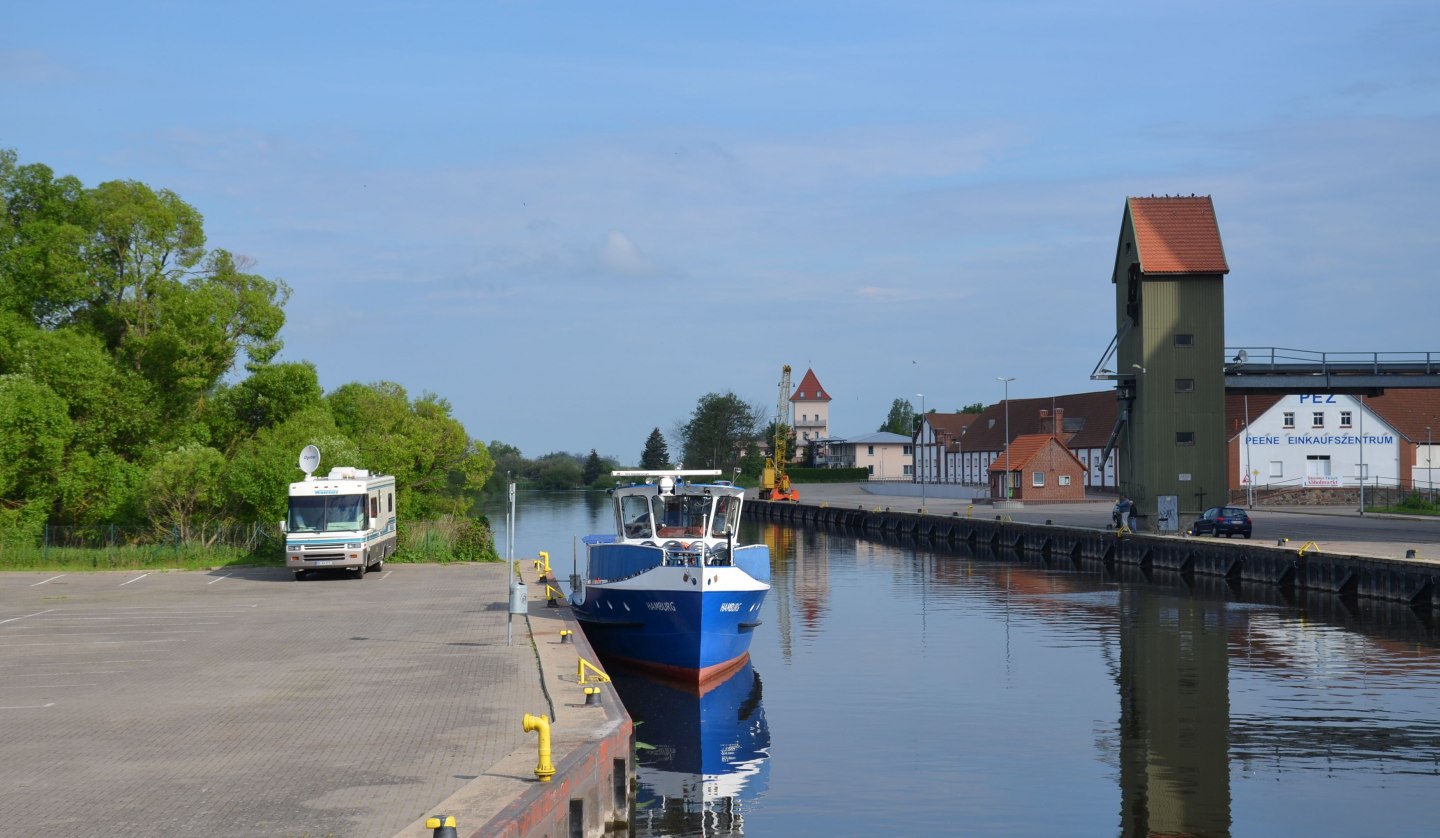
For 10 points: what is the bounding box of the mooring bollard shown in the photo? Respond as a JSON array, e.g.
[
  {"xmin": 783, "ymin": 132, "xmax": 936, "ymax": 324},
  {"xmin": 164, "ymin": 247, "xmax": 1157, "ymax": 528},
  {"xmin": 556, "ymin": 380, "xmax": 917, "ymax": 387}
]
[
  {"xmin": 425, "ymin": 814, "xmax": 458, "ymax": 838},
  {"xmin": 584, "ymin": 685, "xmax": 602, "ymax": 706},
  {"xmin": 1406, "ymin": 549, "xmax": 1418, "ymax": 559},
  {"xmin": 559, "ymin": 629, "xmax": 573, "ymax": 644}
]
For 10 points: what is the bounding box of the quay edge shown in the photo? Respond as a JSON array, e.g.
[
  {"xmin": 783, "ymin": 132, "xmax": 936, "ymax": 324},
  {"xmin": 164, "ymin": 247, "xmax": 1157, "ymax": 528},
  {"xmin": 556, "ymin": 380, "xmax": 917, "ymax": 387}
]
[
  {"xmin": 745, "ymin": 499, "xmax": 1440, "ymax": 609},
  {"xmin": 393, "ymin": 578, "xmax": 634, "ymax": 838}
]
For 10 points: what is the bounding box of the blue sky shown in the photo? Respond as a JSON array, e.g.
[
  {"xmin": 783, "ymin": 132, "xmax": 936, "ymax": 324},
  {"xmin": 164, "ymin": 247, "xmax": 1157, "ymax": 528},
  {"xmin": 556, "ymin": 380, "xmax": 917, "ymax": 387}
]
[{"xmin": 6, "ymin": 1, "xmax": 1437, "ymax": 462}]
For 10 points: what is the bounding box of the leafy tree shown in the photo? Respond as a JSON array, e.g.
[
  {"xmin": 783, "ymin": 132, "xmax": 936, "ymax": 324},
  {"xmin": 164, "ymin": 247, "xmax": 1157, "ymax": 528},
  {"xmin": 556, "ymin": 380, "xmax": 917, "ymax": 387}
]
[
  {"xmin": 961, "ymin": 402, "xmax": 984, "ymax": 414},
  {"xmin": 486, "ymin": 440, "xmax": 528, "ymax": 491},
  {"xmin": 0, "ymin": 374, "xmax": 72, "ymax": 541},
  {"xmin": 206, "ymin": 361, "xmax": 324, "ymax": 453},
  {"xmin": 639, "ymin": 427, "xmax": 670, "ymax": 470},
  {"xmin": 222, "ymin": 406, "xmax": 358, "ymax": 525},
  {"xmin": 680, "ymin": 392, "xmax": 762, "ymax": 472},
  {"xmin": 535, "ymin": 453, "xmax": 583, "ymax": 490},
  {"xmin": 582, "ymin": 449, "xmax": 605, "ymax": 485},
  {"xmin": 879, "ymin": 398, "xmax": 915, "ymax": 435},
  {"xmin": 142, "ymin": 444, "xmax": 226, "ymax": 543},
  {"xmin": 326, "ymin": 381, "xmax": 493, "ymax": 518},
  {"xmin": 0, "ymin": 152, "xmax": 91, "ymax": 326}
]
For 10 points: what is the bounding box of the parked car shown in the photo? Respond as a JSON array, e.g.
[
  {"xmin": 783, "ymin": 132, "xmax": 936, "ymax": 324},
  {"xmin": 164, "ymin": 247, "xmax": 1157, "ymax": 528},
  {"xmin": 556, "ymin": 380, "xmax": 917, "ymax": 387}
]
[{"xmin": 1192, "ymin": 506, "xmax": 1253, "ymax": 538}]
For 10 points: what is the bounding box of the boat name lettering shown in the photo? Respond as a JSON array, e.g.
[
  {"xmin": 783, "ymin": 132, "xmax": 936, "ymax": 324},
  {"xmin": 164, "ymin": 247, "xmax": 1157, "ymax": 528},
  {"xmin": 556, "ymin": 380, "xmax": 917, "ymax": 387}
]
[
  {"xmin": 720, "ymin": 602, "xmax": 741, "ymax": 612},
  {"xmin": 646, "ymin": 601, "xmax": 676, "ymax": 612}
]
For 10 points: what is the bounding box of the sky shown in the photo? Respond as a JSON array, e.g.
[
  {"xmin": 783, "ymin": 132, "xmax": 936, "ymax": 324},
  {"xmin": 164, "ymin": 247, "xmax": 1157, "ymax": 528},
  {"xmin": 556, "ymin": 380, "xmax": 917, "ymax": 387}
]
[{"xmin": 5, "ymin": 1, "xmax": 1438, "ymax": 463}]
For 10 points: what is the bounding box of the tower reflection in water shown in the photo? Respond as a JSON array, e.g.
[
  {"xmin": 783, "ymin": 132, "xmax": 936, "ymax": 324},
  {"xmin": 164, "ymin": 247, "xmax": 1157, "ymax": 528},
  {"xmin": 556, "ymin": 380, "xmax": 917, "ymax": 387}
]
[{"xmin": 609, "ymin": 660, "xmax": 771, "ymax": 837}]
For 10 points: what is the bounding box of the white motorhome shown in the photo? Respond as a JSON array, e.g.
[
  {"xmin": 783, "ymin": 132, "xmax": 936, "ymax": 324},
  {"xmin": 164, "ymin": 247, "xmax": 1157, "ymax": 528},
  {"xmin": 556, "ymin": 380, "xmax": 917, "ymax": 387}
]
[{"xmin": 282, "ymin": 466, "xmax": 397, "ymax": 580}]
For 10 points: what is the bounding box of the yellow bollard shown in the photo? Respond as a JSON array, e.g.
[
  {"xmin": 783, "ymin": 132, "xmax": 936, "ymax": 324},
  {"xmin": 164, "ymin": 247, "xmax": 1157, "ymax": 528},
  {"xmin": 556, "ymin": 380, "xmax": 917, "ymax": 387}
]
[
  {"xmin": 522, "ymin": 713, "xmax": 556, "ymax": 782},
  {"xmin": 425, "ymin": 815, "xmax": 458, "ymax": 837}
]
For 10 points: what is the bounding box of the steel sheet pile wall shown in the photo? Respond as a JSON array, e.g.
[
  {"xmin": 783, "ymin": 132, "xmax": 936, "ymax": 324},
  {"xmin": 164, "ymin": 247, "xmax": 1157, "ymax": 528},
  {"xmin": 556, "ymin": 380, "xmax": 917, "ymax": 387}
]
[{"xmin": 746, "ymin": 501, "xmax": 1439, "ymax": 608}]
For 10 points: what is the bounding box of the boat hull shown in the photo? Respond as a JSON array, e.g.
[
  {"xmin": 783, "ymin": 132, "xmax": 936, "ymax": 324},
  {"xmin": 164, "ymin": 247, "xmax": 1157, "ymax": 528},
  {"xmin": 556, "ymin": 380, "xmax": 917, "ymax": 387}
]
[{"xmin": 573, "ymin": 566, "xmax": 767, "ymax": 682}]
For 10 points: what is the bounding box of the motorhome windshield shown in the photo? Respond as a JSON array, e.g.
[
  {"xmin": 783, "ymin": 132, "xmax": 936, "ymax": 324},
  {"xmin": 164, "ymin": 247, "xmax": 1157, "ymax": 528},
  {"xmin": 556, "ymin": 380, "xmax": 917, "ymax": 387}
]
[{"xmin": 288, "ymin": 494, "xmax": 367, "ymax": 533}]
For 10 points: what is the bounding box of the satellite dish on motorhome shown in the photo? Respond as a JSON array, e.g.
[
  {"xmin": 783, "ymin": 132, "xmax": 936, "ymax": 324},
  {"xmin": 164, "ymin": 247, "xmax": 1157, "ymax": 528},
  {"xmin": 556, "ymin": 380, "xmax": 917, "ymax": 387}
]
[{"xmin": 298, "ymin": 445, "xmax": 321, "ymax": 477}]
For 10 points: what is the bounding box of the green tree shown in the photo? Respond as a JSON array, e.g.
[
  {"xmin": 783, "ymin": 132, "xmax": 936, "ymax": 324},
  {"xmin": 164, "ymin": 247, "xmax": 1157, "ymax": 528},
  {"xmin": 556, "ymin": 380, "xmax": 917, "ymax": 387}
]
[
  {"xmin": 582, "ymin": 449, "xmax": 605, "ymax": 485},
  {"xmin": 639, "ymin": 427, "xmax": 670, "ymax": 470},
  {"xmin": 142, "ymin": 444, "xmax": 226, "ymax": 543},
  {"xmin": 206, "ymin": 361, "xmax": 324, "ymax": 453},
  {"xmin": 879, "ymin": 398, "xmax": 915, "ymax": 435},
  {"xmin": 535, "ymin": 452, "xmax": 583, "ymax": 489},
  {"xmin": 961, "ymin": 402, "xmax": 984, "ymax": 414},
  {"xmin": 327, "ymin": 381, "xmax": 493, "ymax": 518},
  {"xmin": 222, "ymin": 406, "xmax": 357, "ymax": 525},
  {"xmin": 680, "ymin": 392, "xmax": 762, "ymax": 471},
  {"xmin": 0, "ymin": 152, "xmax": 91, "ymax": 326},
  {"xmin": 0, "ymin": 374, "xmax": 73, "ymax": 541}
]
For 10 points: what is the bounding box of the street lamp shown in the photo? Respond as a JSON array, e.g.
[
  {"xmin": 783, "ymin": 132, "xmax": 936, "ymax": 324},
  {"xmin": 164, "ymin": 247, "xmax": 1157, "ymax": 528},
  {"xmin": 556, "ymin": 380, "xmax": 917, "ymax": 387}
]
[
  {"xmin": 916, "ymin": 393, "xmax": 926, "ymax": 506},
  {"xmin": 997, "ymin": 377, "xmax": 1016, "ymax": 498},
  {"xmin": 959, "ymin": 426, "xmax": 968, "ymax": 486}
]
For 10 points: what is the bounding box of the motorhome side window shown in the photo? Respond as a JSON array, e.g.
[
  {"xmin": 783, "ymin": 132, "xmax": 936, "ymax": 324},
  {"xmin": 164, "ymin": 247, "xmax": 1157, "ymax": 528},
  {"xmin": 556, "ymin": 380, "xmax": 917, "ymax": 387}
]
[
  {"xmin": 620, "ymin": 494, "xmax": 653, "ymax": 538},
  {"xmin": 370, "ymin": 497, "xmax": 379, "ymax": 519}
]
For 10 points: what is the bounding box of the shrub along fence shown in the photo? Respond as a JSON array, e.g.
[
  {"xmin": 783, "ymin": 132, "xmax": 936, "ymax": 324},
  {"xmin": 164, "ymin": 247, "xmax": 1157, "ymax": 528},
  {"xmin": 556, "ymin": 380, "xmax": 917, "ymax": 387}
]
[{"xmin": 0, "ymin": 515, "xmax": 500, "ymax": 571}]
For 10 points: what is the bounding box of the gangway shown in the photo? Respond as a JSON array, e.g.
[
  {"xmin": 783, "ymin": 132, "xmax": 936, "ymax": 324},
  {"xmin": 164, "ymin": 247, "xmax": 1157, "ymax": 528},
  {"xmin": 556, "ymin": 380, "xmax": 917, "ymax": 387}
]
[{"xmin": 1223, "ymin": 347, "xmax": 1440, "ymax": 392}]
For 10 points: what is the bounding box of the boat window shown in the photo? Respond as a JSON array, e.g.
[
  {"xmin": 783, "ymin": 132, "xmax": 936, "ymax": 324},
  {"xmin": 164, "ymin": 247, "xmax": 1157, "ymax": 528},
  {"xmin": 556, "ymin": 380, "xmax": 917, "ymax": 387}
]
[
  {"xmin": 654, "ymin": 494, "xmax": 709, "ymax": 538},
  {"xmin": 710, "ymin": 495, "xmax": 739, "ymax": 537},
  {"xmin": 620, "ymin": 495, "xmax": 654, "ymax": 539}
]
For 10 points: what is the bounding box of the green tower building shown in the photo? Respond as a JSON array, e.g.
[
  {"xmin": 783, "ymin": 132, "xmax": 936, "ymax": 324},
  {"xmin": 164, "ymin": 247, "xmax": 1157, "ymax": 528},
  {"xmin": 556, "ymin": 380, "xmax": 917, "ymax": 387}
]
[{"xmin": 1108, "ymin": 196, "xmax": 1230, "ymax": 530}]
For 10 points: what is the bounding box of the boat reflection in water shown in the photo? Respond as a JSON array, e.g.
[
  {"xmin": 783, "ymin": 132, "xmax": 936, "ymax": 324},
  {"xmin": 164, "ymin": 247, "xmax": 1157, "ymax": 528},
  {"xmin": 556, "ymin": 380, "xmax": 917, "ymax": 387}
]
[{"xmin": 609, "ymin": 660, "xmax": 771, "ymax": 836}]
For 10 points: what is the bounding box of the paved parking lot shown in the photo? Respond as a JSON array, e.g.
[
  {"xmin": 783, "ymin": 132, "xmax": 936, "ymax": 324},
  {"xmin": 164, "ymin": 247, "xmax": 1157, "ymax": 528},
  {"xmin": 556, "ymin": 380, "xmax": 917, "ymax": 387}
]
[{"xmin": 0, "ymin": 564, "xmax": 545, "ymax": 838}]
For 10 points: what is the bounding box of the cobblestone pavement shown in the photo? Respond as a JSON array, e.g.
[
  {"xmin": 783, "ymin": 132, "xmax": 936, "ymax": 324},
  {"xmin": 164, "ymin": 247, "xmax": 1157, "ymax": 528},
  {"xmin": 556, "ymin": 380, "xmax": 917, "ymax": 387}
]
[{"xmin": 0, "ymin": 563, "xmax": 545, "ymax": 838}]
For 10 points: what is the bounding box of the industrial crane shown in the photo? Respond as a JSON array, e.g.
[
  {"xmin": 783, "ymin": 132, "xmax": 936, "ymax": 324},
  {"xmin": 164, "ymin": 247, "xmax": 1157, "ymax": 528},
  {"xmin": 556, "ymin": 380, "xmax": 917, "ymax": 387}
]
[{"xmin": 760, "ymin": 365, "xmax": 799, "ymax": 501}]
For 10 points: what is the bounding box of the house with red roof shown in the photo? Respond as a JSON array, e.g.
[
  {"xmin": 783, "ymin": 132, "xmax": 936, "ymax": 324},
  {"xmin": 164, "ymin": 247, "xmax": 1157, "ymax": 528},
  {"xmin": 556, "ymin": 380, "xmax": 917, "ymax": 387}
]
[{"xmin": 986, "ymin": 433, "xmax": 1087, "ymax": 501}]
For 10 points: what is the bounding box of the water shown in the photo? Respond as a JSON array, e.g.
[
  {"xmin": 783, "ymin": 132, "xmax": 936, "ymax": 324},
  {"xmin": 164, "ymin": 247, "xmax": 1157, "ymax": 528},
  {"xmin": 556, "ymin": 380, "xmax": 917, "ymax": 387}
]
[{"xmin": 488, "ymin": 492, "xmax": 1440, "ymax": 837}]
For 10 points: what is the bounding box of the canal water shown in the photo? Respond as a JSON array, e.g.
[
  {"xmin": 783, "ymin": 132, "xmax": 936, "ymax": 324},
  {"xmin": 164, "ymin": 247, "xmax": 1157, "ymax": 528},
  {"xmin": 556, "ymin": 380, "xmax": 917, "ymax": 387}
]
[{"xmin": 487, "ymin": 491, "xmax": 1440, "ymax": 837}]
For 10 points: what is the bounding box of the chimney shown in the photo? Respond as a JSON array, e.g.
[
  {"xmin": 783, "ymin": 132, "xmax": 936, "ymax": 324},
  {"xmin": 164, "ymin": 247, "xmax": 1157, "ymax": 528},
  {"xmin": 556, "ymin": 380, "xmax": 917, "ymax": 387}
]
[
  {"xmin": 1053, "ymin": 408, "xmax": 1064, "ymax": 437},
  {"xmin": 1039, "ymin": 409, "xmax": 1052, "ymax": 436}
]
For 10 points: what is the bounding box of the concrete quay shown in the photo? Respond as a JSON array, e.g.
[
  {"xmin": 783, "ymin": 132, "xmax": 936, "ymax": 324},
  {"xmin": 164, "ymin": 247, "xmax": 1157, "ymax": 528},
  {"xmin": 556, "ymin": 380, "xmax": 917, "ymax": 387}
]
[
  {"xmin": 750, "ymin": 483, "xmax": 1440, "ymax": 607},
  {"xmin": 0, "ymin": 563, "xmax": 631, "ymax": 838}
]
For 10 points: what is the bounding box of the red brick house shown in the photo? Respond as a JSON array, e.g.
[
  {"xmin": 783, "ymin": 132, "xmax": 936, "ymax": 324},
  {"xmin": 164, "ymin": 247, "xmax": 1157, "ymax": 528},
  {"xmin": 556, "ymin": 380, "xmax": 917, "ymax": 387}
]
[{"xmin": 987, "ymin": 433, "xmax": 1088, "ymax": 501}]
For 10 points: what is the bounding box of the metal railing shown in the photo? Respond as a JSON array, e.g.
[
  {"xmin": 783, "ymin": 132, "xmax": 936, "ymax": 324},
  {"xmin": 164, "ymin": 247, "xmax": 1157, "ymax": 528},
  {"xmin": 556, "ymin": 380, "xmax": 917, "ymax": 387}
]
[{"xmin": 1225, "ymin": 347, "xmax": 1440, "ymax": 375}]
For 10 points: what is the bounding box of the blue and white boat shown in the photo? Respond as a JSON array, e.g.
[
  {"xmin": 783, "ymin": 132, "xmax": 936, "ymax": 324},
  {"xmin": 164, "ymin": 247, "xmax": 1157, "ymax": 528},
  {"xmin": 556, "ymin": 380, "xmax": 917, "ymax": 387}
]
[{"xmin": 571, "ymin": 470, "xmax": 770, "ymax": 683}]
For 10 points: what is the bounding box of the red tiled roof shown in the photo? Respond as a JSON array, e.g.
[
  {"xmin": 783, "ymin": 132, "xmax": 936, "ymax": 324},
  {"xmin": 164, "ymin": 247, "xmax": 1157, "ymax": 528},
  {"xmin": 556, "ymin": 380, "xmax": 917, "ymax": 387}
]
[
  {"xmin": 790, "ymin": 368, "xmax": 831, "ymax": 403},
  {"xmin": 1128, "ymin": 196, "xmax": 1229, "ymax": 275},
  {"xmin": 987, "ymin": 434, "xmax": 1085, "ymax": 472}
]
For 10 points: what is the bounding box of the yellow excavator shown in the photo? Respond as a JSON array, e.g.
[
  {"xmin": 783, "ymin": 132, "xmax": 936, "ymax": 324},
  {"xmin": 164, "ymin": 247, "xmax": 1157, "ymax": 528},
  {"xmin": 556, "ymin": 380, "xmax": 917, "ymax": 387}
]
[{"xmin": 760, "ymin": 365, "xmax": 799, "ymax": 502}]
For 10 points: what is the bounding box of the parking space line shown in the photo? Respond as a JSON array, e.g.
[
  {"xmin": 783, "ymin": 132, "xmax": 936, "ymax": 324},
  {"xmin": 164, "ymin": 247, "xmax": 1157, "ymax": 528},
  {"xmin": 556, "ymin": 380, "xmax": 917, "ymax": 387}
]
[
  {"xmin": 0, "ymin": 610, "xmax": 55, "ymax": 625},
  {"xmin": 207, "ymin": 574, "xmax": 231, "ymax": 584},
  {"xmin": 29, "ymin": 576, "xmax": 65, "ymax": 587},
  {"xmin": 0, "ymin": 702, "xmax": 55, "ymax": 710},
  {"xmin": 4, "ymin": 683, "xmax": 97, "ymax": 689},
  {"xmin": 119, "ymin": 574, "xmax": 149, "ymax": 586}
]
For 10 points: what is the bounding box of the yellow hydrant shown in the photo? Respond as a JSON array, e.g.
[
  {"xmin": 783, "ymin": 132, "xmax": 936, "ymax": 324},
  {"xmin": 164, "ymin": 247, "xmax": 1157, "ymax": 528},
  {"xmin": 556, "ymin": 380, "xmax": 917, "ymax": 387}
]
[{"xmin": 522, "ymin": 713, "xmax": 556, "ymax": 782}]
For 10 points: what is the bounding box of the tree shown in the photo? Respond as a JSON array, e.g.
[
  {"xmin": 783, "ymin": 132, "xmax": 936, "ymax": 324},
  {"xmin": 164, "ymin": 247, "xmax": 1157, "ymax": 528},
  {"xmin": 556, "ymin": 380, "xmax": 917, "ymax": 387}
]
[
  {"xmin": 961, "ymin": 402, "xmax": 985, "ymax": 414},
  {"xmin": 535, "ymin": 452, "xmax": 583, "ymax": 490},
  {"xmin": 879, "ymin": 398, "xmax": 915, "ymax": 435},
  {"xmin": 326, "ymin": 381, "xmax": 493, "ymax": 518},
  {"xmin": 680, "ymin": 392, "xmax": 762, "ymax": 472},
  {"xmin": 639, "ymin": 428, "xmax": 670, "ymax": 470},
  {"xmin": 142, "ymin": 444, "xmax": 227, "ymax": 543},
  {"xmin": 0, "ymin": 374, "xmax": 73, "ymax": 541},
  {"xmin": 582, "ymin": 449, "xmax": 605, "ymax": 485}
]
